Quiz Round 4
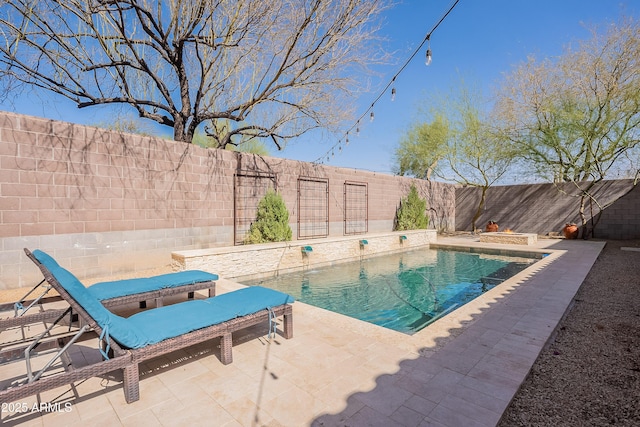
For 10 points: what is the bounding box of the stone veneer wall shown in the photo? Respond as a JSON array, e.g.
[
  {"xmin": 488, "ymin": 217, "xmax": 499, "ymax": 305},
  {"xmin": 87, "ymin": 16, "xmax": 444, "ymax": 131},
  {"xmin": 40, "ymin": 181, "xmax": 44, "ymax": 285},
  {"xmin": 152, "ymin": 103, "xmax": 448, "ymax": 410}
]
[
  {"xmin": 173, "ymin": 230, "xmax": 437, "ymax": 281},
  {"xmin": 0, "ymin": 112, "xmax": 455, "ymax": 289},
  {"xmin": 456, "ymin": 180, "xmax": 640, "ymax": 239}
]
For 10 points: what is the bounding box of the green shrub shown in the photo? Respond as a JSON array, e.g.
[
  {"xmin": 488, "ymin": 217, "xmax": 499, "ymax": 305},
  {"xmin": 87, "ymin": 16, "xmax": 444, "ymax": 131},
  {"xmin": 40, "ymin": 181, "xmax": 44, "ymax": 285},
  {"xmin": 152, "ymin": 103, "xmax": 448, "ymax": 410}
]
[
  {"xmin": 244, "ymin": 189, "xmax": 292, "ymax": 244},
  {"xmin": 395, "ymin": 184, "xmax": 429, "ymax": 231}
]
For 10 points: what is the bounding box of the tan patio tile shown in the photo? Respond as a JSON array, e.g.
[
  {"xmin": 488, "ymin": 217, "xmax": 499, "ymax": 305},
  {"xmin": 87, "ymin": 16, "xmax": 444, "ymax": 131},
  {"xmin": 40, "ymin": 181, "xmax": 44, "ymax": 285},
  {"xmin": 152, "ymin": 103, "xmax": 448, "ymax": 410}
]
[
  {"xmin": 220, "ymin": 395, "xmax": 276, "ymax": 426},
  {"xmin": 105, "ymin": 376, "xmax": 174, "ymax": 420},
  {"xmin": 340, "ymin": 405, "xmax": 403, "ymax": 427},
  {"xmin": 427, "ymin": 403, "xmax": 488, "ymax": 427},
  {"xmin": 438, "ymin": 393, "xmax": 502, "ymax": 426},
  {"xmin": 120, "ymin": 409, "xmax": 162, "ymax": 427},
  {"xmin": 165, "ymin": 376, "xmax": 215, "ymax": 407},
  {"xmin": 67, "ymin": 388, "xmax": 116, "ymax": 421},
  {"xmin": 391, "ymin": 404, "xmax": 426, "ymax": 427},
  {"xmin": 197, "ymin": 370, "xmax": 264, "ymax": 407},
  {"xmin": 63, "ymin": 405, "xmax": 123, "ymax": 427},
  {"xmin": 155, "ymin": 358, "xmax": 212, "ymax": 389},
  {"xmin": 313, "ymin": 379, "xmax": 365, "ymax": 415},
  {"xmin": 151, "ymin": 394, "xmax": 235, "ymax": 427},
  {"xmin": 33, "ymin": 402, "xmax": 81, "ymax": 427},
  {"xmin": 262, "ymin": 385, "xmax": 326, "ymax": 426},
  {"xmin": 193, "ymin": 350, "xmax": 238, "ymax": 375},
  {"xmin": 402, "ymin": 394, "xmax": 438, "ymax": 417}
]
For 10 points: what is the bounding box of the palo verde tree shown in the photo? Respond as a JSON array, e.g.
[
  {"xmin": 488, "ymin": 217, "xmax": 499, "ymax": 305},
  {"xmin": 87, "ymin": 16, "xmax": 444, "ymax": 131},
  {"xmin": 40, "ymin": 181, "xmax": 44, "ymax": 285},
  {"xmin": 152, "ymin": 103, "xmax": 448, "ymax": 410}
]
[
  {"xmin": 0, "ymin": 0, "xmax": 389, "ymax": 150},
  {"xmin": 495, "ymin": 17, "xmax": 640, "ymax": 237},
  {"xmin": 396, "ymin": 81, "xmax": 517, "ymax": 231},
  {"xmin": 394, "ymin": 114, "xmax": 449, "ymax": 181}
]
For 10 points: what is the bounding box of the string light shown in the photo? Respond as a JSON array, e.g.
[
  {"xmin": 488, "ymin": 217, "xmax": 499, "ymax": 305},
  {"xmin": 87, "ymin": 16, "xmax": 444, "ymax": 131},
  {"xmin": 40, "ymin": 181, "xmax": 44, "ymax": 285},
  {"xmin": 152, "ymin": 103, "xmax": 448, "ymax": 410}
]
[
  {"xmin": 391, "ymin": 77, "xmax": 397, "ymax": 101},
  {"xmin": 312, "ymin": 0, "xmax": 461, "ymax": 164}
]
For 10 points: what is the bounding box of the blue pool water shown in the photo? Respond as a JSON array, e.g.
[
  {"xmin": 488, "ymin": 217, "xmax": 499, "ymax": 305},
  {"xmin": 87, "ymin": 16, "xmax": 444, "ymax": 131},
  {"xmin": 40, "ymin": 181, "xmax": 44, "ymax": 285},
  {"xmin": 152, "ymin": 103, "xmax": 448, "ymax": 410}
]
[{"xmin": 243, "ymin": 248, "xmax": 541, "ymax": 334}]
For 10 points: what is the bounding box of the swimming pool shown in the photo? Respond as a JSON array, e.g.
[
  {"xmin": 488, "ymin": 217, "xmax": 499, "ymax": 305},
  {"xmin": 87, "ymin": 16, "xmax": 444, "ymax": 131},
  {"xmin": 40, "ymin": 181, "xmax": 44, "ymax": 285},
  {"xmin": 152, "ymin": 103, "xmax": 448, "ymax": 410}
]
[{"xmin": 243, "ymin": 247, "xmax": 543, "ymax": 334}]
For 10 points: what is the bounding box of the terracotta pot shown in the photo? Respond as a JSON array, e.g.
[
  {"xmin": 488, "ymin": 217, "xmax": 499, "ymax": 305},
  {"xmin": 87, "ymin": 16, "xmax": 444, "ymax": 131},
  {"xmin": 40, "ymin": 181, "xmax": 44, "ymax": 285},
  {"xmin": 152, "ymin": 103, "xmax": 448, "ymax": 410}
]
[
  {"xmin": 563, "ymin": 223, "xmax": 578, "ymax": 239},
  {"xmin": 485, "ymin": 221, "xmax": 499, "ymax": 233}
]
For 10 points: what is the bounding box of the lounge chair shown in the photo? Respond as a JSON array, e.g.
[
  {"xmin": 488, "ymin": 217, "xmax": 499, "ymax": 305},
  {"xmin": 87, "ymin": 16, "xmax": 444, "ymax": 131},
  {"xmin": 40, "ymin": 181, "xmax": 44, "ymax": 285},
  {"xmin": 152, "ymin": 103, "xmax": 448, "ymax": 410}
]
[
  {"xmin": 0, "ymin": 249, "xmax": 293, "ymax": 404},
  {"xmin": 1, "ymin": 251, "xmax": 218, "ymax": 340}
]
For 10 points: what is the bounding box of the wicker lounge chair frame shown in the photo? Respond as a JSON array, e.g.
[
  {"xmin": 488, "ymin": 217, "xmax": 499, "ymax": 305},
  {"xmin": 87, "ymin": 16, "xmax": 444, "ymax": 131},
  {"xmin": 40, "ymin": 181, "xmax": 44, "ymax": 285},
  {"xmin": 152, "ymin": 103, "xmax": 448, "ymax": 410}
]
[
  {"xmin": 0, "ymin": 249, "xmax": 293, "ymax": 405},
  {"xmin": 1, "ymin": 252, "xmax": 217, "ymax": 338}
]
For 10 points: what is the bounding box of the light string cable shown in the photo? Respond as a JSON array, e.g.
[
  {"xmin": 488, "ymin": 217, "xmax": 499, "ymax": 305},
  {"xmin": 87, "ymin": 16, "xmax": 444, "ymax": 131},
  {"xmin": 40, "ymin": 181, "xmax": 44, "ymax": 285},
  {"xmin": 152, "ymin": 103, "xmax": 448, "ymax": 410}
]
[{"xmin": 313, "ymin": 0, "xmax": 461, "ymax": 164}]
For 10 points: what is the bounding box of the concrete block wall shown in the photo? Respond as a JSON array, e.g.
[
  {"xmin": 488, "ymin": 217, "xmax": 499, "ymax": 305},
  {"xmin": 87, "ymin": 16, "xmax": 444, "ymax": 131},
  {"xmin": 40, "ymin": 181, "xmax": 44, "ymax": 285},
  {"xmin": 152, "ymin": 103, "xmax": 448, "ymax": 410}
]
[
  {"xmin": 456, "ymin": 180, "xmax": 640, "ymax": 239},
  {"xmin": 0, "ymin": 112, "xmax": 454, "ymax": 289}
]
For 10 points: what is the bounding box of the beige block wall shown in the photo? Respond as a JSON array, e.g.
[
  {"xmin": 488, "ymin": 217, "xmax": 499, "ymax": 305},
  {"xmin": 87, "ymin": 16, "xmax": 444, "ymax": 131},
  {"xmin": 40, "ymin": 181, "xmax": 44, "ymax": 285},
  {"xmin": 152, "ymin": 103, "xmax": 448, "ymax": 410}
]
[{"xmin": 0, "ymin": 112, "xmax": 454, "ymax": 289}]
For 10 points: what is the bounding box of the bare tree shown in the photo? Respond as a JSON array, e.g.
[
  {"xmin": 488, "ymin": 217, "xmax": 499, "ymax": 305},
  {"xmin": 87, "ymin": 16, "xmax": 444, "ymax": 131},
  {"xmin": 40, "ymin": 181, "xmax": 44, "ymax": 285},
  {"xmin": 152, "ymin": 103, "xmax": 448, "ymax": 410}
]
[
  {"xmin": 495, "ymin": 17, "xmax": 640, "ymax": 237},
  {"xmin": 0, "ymin": 0, "xmax": 388, "ymax": 148}
]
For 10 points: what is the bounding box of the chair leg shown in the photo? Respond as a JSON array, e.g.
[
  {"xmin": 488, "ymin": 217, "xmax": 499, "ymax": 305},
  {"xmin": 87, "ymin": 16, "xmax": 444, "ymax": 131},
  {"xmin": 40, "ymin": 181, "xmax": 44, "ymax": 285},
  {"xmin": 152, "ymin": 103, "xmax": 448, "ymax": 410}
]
[
  {"xmin": 123, "ymin": 363, "xmax": 140, "ymax": 403},
  {"xmin": 283, "ymin": 312, "xmax": 293, "ymax": 339},
  {"xmin": 220, "ymin": 333, "xmax": 233, "ymax": 365}
]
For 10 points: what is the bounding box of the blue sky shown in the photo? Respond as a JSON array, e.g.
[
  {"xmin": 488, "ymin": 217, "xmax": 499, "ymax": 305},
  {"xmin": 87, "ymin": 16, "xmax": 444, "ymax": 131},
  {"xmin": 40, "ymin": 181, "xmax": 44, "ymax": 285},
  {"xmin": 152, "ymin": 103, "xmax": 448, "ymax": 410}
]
[{"xmin": 2, "ymin": 1, "xmax": 638, "ymax": 175}]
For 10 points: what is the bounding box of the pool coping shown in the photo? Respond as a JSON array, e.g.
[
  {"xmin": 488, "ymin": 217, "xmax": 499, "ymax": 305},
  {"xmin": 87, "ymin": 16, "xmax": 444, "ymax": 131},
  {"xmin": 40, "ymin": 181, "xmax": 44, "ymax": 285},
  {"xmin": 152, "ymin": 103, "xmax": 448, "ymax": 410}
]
[{"xmin": 219, "ymin": 235, "xmax": 605, "ymax": 426}]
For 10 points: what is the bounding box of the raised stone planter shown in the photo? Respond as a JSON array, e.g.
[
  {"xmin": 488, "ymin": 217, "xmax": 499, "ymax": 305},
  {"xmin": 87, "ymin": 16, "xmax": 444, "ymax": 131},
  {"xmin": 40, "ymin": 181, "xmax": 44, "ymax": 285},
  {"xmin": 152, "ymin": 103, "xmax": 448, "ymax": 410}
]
[
  {"xmin": 172, "ymin": 230, "xmax": 437, "ymax": 280},
  {"xmin": 479, "ymin": 232, "xmax": 538, "ymax": 245}
]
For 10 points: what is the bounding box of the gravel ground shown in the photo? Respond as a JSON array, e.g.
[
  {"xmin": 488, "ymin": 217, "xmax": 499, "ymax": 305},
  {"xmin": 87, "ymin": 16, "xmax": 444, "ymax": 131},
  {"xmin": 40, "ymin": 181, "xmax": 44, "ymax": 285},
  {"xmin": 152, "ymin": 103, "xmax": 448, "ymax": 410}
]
[{"xmin": 498, "ymin": 239, "xmax": 640, "ymax": 426}]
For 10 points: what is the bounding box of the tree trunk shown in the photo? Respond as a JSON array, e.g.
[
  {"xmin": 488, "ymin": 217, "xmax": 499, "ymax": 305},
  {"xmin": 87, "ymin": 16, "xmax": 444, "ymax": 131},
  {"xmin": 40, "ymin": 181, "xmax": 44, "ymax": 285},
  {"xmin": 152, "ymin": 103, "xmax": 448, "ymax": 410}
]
[{"xmin": 471, "ymin": 186, "xmax": 487, "ymax": 232}]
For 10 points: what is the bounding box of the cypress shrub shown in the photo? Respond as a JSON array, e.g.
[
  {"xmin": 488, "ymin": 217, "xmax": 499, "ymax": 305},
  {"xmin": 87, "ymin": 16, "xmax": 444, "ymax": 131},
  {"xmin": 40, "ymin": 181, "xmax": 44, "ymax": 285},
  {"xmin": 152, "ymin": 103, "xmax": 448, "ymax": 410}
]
[
  {"xmin": 395, "ymin": 184, "xmax": 429, "ymax": 230},
  {"xmin": 244, "ymin": 189, "xmax": 292, "ymax": 244}
]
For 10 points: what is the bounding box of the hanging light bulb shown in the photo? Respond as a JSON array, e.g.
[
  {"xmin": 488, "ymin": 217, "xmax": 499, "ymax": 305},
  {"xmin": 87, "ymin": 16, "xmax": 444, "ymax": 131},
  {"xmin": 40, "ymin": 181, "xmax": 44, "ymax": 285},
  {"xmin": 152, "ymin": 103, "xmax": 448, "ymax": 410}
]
[
  {"xmin": 370, "ymin": 111, "xmax": 375, "ymax": 122},
  {"xmin": 356, "ymin": 121, "xmax": 360, "ymax": 137},
  {"xmin": 425, "ymin": 35, "xmax": 432, "ymax": 66},
  {"xmin": 391, "ymin": 77, "xmax": 397, "ymax": 101}
]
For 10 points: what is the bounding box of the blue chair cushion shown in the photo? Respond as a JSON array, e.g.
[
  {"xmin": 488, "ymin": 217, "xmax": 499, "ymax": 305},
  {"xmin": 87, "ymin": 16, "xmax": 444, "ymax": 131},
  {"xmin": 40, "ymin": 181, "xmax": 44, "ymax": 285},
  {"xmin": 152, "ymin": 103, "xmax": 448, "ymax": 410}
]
[
  {"xmin": 125, "ymin": 286, "xmax": 294, "ymax": 347},
  {"xmin": 32, "ymin": 249, "xmax": 61, "ymax": 272},
  {"xmin": 88, "ymin": 271, "xmax": 218, "ymax": 301},
  {"xmin": 32, "ymin": 250, "xmax": 150, "ymax": 348},
  {"xmin": 203, "ymin": 286, "xmax": 295, "ymax": 316}
]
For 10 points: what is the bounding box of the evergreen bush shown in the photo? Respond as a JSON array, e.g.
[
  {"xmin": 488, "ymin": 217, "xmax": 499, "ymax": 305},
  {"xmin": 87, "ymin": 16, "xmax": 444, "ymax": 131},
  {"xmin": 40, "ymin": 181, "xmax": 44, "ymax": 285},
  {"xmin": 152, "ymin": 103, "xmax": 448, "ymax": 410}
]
[
  {"xmin": 244, "ymin": 189, "xmax": 292, "ymax": 244},
  {"xmin": 395, "ymin": 184, "xmax": 429, "ymax": 231}
]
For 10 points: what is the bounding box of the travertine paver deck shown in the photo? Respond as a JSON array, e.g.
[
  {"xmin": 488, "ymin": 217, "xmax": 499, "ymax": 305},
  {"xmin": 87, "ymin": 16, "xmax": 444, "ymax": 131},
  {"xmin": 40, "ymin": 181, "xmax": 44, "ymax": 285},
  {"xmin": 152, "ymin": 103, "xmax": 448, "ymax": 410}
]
[{"xmin": 0, "ymin": 236, "xmax": 605, "ymax": 426}]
